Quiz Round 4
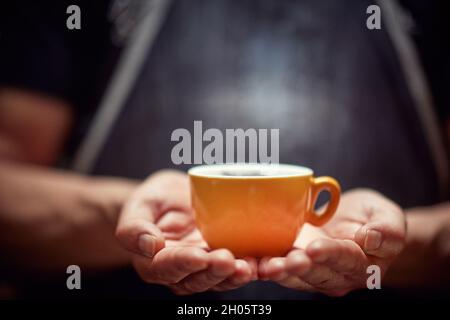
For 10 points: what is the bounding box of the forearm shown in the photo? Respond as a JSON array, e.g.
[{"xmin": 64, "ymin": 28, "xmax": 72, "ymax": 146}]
[
  {"xmin": 384, "ymin": 202, "xmax": 450, "ymax": 287},
  {"xmin": 0, "ymin": 160, "xmax": 137, "ymax": 274}
]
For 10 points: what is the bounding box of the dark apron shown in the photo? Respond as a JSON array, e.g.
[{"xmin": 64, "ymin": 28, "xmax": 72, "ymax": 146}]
[{"xmin": 89, "ymin": 0, "xmax": 442, "ymax": 299}]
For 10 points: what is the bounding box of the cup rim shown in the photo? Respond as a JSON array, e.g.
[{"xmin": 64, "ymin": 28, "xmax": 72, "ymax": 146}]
[{"xmin": 188, "ymin": 163, "xmax": 313, "ymax": 179}]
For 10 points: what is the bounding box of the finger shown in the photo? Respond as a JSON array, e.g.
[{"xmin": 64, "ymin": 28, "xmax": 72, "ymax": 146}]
[
  {"xmin": 276, "ymin": 268, "xmax": 349, "ymax": 296},
  {"xmin": 116, "ymin": 199, "xmax": 165, "ymax": 257},
  {"xmin": 135, "ymin": 246, "xmax": 209, "ymax": 284},
  {"xmin": 244, "ymin": 257, "xmax": 259, "ymax": 280},
  {"xmin": 259, "ymin": 257, "xmax": 289, "ymax": 282},
  {"xmin": 354, "ymin": 203, "xmax": 406, "ymax": 258},
  {"xmin": 176, "ymin": 249, "xmax": 235, "ymax": 293},
  {"xmin": 264, "ymin": 251, "xmax": 349, "ymax": 294},
  {"xmin": 285, "ymin": 249, "xmax": 312, "ymax": 277},
  {"xmin": 258, "ymin": 257, "xmax": 271, "ymax": 280},
  {"xmin": 166, "ymin": 229, "xmax": 209, "ymax": 249},
  {"xmin": 306, "ymin": 238, "xmax": 368, "ymax": 275},
  {"xmin": 286, "ymin": 249, "xmax": 343, "ymax": 288},
  {"xmin": 212, "ymin": 259, "xmax": 253, "ymax": 291},
  {"xmin": 258, "ymin": 254, "xmax": 314, "ymax": 290},
  {"xmin": 170, "ymin": 285, "xmax": 191, "ymax": 296},
  {"xmin": 277, "ymin": 275, "xmax": 316, "ymax": 291},
  {"xmin": 156, "ymin": 210, "xmax": 195, "ymax": 239}
]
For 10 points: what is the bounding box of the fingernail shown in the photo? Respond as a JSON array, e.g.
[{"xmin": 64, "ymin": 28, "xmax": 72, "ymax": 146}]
[
  {"xmin": 138, "ymin": 234, "xmax": 156, "ymax": 257},
  {"xmin": 364, "ymin": 230, "xmax": 382, "ymax": 251}
]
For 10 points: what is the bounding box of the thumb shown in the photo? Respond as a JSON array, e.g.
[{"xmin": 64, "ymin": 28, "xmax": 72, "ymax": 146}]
[
  {"xmin": 354, "ymin": 204, "xmax": 406, "ymax": 258},
  {"xmin": 116, "ymin": 199, "xmax": 165, "ymax": 258}
]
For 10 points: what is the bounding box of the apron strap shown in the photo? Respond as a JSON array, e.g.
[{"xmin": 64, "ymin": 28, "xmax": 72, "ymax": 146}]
[
  {"xmin": 73, "ymin": 0, "xmax": 172, "ymax": 173},
  {"xmin": 379, "ymin": 0, "xmax": 449, "ymax": 198}
]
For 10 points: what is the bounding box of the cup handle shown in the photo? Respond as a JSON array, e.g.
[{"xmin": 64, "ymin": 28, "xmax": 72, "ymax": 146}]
[{"xmin": 307, "ymin": 176, "xmax": 341, "ymax": 226}]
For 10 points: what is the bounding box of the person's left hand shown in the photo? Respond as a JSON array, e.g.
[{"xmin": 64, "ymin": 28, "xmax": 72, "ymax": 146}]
[{"xmin": 258, "ymin": 189, "xmax": 406, "ymax": 296}]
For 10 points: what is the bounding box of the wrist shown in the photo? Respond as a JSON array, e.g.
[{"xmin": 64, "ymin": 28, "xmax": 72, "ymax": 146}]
[
  {"xmin": 384, "ymin": 204, "xmax": 450, "ymax": 287},
  {"xmin": 83, "ymin": 177, "xmax": 138, "ymax": 226}
]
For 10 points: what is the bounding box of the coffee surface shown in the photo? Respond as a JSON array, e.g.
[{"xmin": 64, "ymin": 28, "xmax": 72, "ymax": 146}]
[
  {"xmin": 220, "ymin": 170, "xmax": 302, "ymax": 177},
  {"xmin": 221, "ymin": 171, "xmax": 264, "ymax": 176}
]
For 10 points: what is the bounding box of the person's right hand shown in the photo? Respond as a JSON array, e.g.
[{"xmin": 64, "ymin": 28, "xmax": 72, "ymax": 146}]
[{"xmin": 115, "ymin": 170, "xmax": 257, "ymax": 295}]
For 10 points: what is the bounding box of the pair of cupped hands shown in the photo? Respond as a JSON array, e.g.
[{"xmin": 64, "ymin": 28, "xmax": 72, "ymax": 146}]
[{"xmin": 116, "ymin": 170, "xmax": 406, "ymax": 297}]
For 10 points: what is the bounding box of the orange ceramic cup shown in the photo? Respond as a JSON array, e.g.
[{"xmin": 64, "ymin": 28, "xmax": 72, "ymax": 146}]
[{"xmin": 188, "ymin": 163, "xmax": 340, "ymax": 257}]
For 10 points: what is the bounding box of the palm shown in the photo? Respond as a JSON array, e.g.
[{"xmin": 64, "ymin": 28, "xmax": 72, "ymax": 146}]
[
  {"xmin": 155, "ymin": 209, "xmax": 208, "ymax": 249},
  {"xmin": 294, "ymin": 206, "xmax": 369, "ymax": 250}
]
